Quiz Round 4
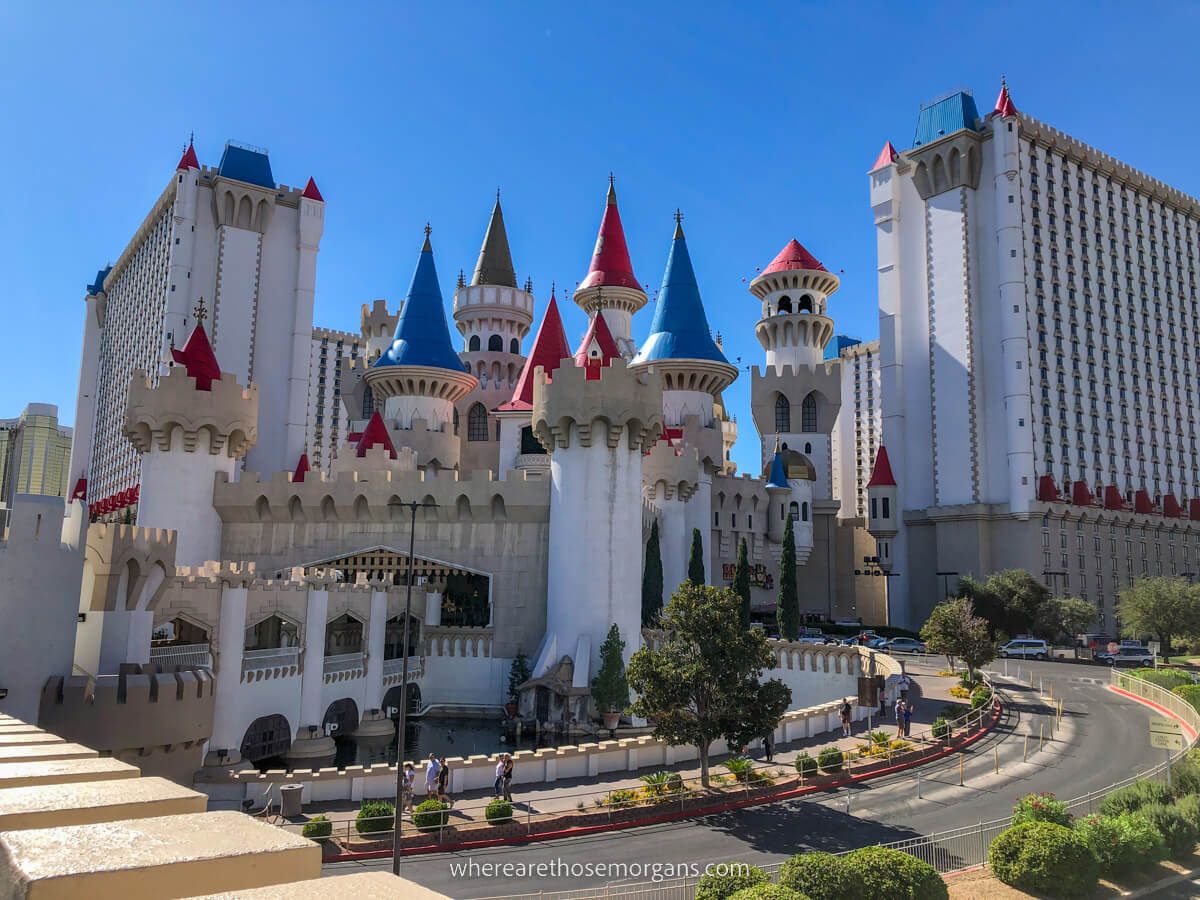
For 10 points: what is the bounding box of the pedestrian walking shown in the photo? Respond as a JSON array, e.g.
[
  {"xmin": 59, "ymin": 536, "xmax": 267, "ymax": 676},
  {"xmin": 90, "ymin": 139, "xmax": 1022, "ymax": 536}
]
[
  {"xmin": 894, "ymin": 698, "xmax": 906, "ymax": 737},
  {"xmin": 840, "ymin": 700, "xmax": 853, "ymax": 737},
  {"xmin": 437, "ymin": 755, "xmax": 452, "ymax": 805},
  {"xmin": 903, "ymin": 698, "xmax": 914, "ymax": 737},
  {"xmin": 401, "ymin": 762, "xmax": 416, "ymax": 814},
  {"xmin": 424, "ymin": 755, "xmax": 440, "ymax": 800},
  {"xmin": 898, "ymin": 672, "xmax": 912, "ymax": 698},
  {"xmin": 763, "ymin": 730, "xmax": 775, "ymax": 762},
  {"xmin": 502, "ymin": 753, "xmax": 514, "ymax": 802},
  {"xmin": 493, "ymin": 755, "xmax": 505, "ymax": 797}
]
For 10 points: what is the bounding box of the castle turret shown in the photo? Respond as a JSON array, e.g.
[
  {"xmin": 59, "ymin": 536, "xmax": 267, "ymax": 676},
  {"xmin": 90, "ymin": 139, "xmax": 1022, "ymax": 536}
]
[
  {"xmin": 363, "ymin": 228, "xmax": 478, "ymax": 471},
  {"xmin": 573, "ymin": 177, "xmax": 647, "ymax": 359},
  {"xmin": 124, "ymin": 307, "xmax": 258, "ymax": 566},
  {"xmin": 865, "ymin": 445, "xmax": 898, "ymax": 570},
  {"xmin": 531, "ymin": 355, "xmax": 663, "ymax": 703},
  {"xmin": 360, "ymin": 299, "xmax": 399, "ymax": 361}
]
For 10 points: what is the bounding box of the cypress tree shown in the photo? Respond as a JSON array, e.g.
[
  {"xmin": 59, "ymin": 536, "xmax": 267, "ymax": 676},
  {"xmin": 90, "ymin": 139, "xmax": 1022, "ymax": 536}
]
[
  {"xmin": 642, "ymin": 519, "xmax": 664, "ymax": 625},
  {"xmin": 778, "ymin": 515, "xmax": 800, "ymax": 640},
  {"xmin": 688, "ymin": 528, "xmax": 706, "ymax": 586},
  {"xmin": 734, "ymin": 537, "xmax": 752, "ymax": 629}
]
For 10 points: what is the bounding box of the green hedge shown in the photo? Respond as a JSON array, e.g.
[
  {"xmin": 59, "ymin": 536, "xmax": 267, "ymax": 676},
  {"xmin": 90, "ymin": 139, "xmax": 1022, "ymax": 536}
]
[
  {"xmin": 841, "ymin": 846, "xmax": 947, "ymax": 900},
  {"xmin": 485, "ymin": 798, "xmax": 513, "ymax": 823},
  {"xmin": 301, "ymin": 814, "xmax": 332, "ymax": 839},
  {"xmin": 1012, "ymin": 792, "xmax": 1072, "ymax": 827},
  {"xmin": 412, "ymin": 798, "xmax": 450, "ymax": 831},
  {"xmin": 1099, "ymin": 780, "xmax": 1174, "ymax": 817},
  {"xmin": 1172, "ymin": 749, "xmax": 1200, "ymax": 797},
  {"xmin": 1129, "ymin": 668, "xmax": 1194, "ymax": 691},
  {"xmin": 1075, "ymin": 812, "xmax": 1166, "ymax": 878},
  {"xmin": 778, "ymin": 851, "xmax": 852, "ymax": 900},
  {"xmin": 988, "ymin": 821, "xmax": 1098, "ymax": 898},
  {"xmin": 1136, "ymin": 803, "xmax": 1198, "ymax": 858},
  {"xmin": 695, "ymin": 863, "xmax": 768, "ymax": 900},
  {"xmin": 970, "ymin": 684, "xmax": 992, "ymax": 711},
  {"xmin": 1175, "ymin": 792, "xmax": 1200, "ymax": 831},
  {"xmin": 728, "ymin": 885, "xmax": 809, "ymax": 900},
  {"xmin": 355, "ymin": 800, "xmax": 394, "ymax": 836},
  {"xmin": 931, "ymin": 717, "xmax": 951, "ymax": 740},
  {"xmin": 1173, "ymin": 684, "xmax": 1200, "ymax": 714},
  {"xmin": 816, "ymin": 746, "xmax": 844, "ymax": 774},
  {"xmin": 794, "ymin": 752, "xmax": 818, "ymax": 778}
]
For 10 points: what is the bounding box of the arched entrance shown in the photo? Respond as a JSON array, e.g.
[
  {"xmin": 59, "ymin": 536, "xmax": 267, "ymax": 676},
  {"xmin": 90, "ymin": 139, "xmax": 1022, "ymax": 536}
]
[
  {"xmin": 322, "ymin": 698, "xmax": 360, "ymax": 737},
  {"xmin": 240, "ymin": 714, "xmax": 291, "ymax": 766},
  {"xmin": 382, "ymin": 683, "xmax": 422, "ymax": 718}
]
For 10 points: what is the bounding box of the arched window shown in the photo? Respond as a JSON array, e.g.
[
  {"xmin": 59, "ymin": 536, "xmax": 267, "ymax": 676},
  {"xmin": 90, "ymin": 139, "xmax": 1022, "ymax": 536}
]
[
  {"xmin": 361, "ymin": 386, "xmax": 375, "ymax": 419},
  {"xmin": 467, "ymin": 403, "xmax": 489, "ymax": 441},
  {"xmin": 468, "ymin": 335, "xmax": 481, "ymax": 352},
  {"xmin": 777, "ymin": 295, "xmax": 793, "ymax": 314},
  {"xmin": 802, "ymin": 501, "xmax": 809, "ymax": 522},
  {"xmin": 804, "ymin": 442, "xmax": 812, "ymax": 454},
  {"xmin": 774, "ymin": 394, "xmax": 790, "ymax": 432},
  {"xmin": 788, "ymin": 501, "xmax": 799, "ymax": 521},
  {"xmin": 488, "ymin": 335, "xmax": 503, "ymax": 352},
  {"xmin": 520, "ymin": 426, "xmax": 544, "ymax": 455},
  {"xmin": 509, "ymin": 338, "xmax": 519, "ymax": 354},
  {"xmin": 801, "ymin": 393, "xmax": 818, "ymax": 432},
  {"xmin": 798, "ymin": 294, "xmax": 814, "ymax": 313}
]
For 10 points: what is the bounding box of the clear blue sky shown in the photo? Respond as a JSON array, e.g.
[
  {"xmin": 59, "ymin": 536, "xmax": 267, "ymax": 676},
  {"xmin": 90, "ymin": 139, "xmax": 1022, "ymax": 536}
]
[{"xmin": 4, "ymin": 2, "xmax": 1199, "ymax": 476}]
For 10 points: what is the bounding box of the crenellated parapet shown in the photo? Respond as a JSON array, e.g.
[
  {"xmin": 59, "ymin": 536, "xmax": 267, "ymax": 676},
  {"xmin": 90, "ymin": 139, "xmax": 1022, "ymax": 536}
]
[
  {"xmin": 750, "ymin": 360, "xmax": 842, "ymax": 437},
  {"xmin": 125, "ymin": 367, "xmax": 258, "ymax": 458},
  {"xmin": 83, "ymin": 523, "xmax": 178, "ymax": 612},
  {"xmin": 531, "ymin": 360, "xmax": 663, "ymax": 452},
  {"xmin": 642, "ymin": 440, "xmax": 700, "ymax": 501}
]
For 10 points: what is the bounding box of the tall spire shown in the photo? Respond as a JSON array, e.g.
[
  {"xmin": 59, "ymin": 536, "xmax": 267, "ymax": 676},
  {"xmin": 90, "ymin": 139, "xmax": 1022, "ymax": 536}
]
[
  {"xmin": 573, "ymin": 307, "xmax": 621, "ymax": 377},
  {"xmin": 169, "ymin": 298, "xmax": 221, "ymax": 391},
  {"xmin": 301, "ymin": 177, "xmax": 324, "ymax": 202},
  {"xmin": 498, "ymin": 289, "xmax": 572, "ymax": 411},
  {"xmin": 993, "ymin": 76, "xmax": 1017, "ymax": 118},
  {"xmin": 870, "ymin": 141, "xmax": 899, "ymax": 172},
  {"xmin": 632, "ymin": 215, "xmax": 729, "ymax": 366},
  {"xmin": 471, "ymin": 194, "xmax": 518, "ymax": 288},
  {"xmin": 866, "ymin": 446, "xmax": 897, "ymax": 487},
  {"xmin": 177, "ymin": 136, "xmax": 199, "ymax": 171},
  {"xmin": 579, "ymin": 175, "xmax": 640, "ymax": 291},
  {"xmin": 372, "ymin": 228, "xmax": 466, "ymax": 373},
  {"xmin": 355, "ymin": 410, "xmax": 397, "ymax": 459}
]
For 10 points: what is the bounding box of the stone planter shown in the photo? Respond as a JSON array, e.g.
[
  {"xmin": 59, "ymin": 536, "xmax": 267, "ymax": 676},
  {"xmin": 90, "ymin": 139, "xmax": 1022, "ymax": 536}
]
[{"xmin": 602, "ymin": 712, "xmax": 620, "ymax": 730}]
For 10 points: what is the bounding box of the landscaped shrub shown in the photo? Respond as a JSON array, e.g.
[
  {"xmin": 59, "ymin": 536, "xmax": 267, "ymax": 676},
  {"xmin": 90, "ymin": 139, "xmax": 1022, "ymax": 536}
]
[
  {"xmin": 727, "ymin": 885, "xmax": 808, "ymax": 900},
  {"xmin": 1173, "ymin": 684, "xmax": 1200, "ymax": 714},
  {"xmin": 1172, "ymin": 749, "xmax": 1200, "ymax": 797},
  {"xmin": 987, "ymin": 821, "xmax": 1098, "ymax": 898},
  {"xmin": 1175, "ymin": 792, "xmax": 1200, "ymax": 830},
  {"xmin": 355, "ymin": 800, "xmax": 395, "ymax": 836},
  {"xmin": 931, "ymin": 717, "xmax": 951, "ymax": 740},
  {"xmin": 948, "ymin": 685, "xmax": 971, "ymax": 700},
  {"xmin": 485, "ymin": 798, "xmax": 513, "ymax": 823},
  {"xmin": 640, "ymin": 770, "xmax": 672, "ymax": 797},
  {"xmin": 411, "ymin": 798, "xmax": 450, "ymax": 831},
  {"xmin": 596, "ymin": 788, "xmax": 639, "ymax": 809},
  {"xmin": 694, "ymin": 862, "xmax": 769, "ymax": 900},
  {"xmin": 817, "ymin": 746, "xmax": 844, "ymax": 773},
  {"xmin": 1136, "ymin": 803, "xmax": 1198, "ymax": 858},
  {"xmin": 665, "ymin": 771, "xmax": 684, "ymax": 793},
  {"xmin": 778, "ymin": 851, "xmax": 852, "ymax": 900},
  {"xmin": 1075, "ymin": 813, "xmax": 1166, "ymax": 878},
  {"xmin": 841, "ymin": 846, "xmax": 948, "ymax": 900},
  {"xmin": 794, "ymin": 752, "xmax": 818, "ymax": 778},
  {"xmin": 970, "ymin": 684, "xmax": 992, "ymax": 711},
  {"xmin": 1011, "ymin": 792, "xmax": 1072, "ymax": 827},
  {"xmin": 1130, "ymin": 667, "xmax": 1193, "ymax": 691},
  {"xmin": 725, "ymin": 757, "xmax": 755, "ymax": 783},
  {"xmin": 1099, "ymin": 779, "xmax": 1174, "ymax": 817},
  {"xmin": 301, "ymin": 814, "xmax": 332, "ymax": 839}
]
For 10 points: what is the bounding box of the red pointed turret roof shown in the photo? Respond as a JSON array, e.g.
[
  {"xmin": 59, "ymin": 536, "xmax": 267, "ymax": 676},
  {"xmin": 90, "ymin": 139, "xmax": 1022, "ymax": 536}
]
[
  {"xmin": 761, "ymin": 238, "xmax": 828, "ymax": 276},
  {"xmin": 574, "ymin": 311, "xmax": 621, "ymax": 378},
  {"xmin": 870, "ymin": 141, "xmax": 899, "ymax": 172},
  {"xmin": 70, "ymin": 477, "xmax": 87, "ymax": 502},
  {"xmin": 1103, "ymin": 485, "xmax": 1129, "ymax": 511},
  {"xmin": 1164, "ymin": 494, "xmax": 1183, "ymax": 518},
  {"xmin": 292, "ymin": 452, "xmax": 311, "ymax": 483},
  {"xmin": 1071, "ymin": 481, "xmax": 1095, "ymax": 506},
  {"xmin": 1036, "ymin": 475, "xmax": 1061, "ymax": 502},
  {"xmin": 866, "ymin": 446, "xmax": 896, "ymax": 487},
  {"xmin": 497, "ymin": 291, "xmax": 572, "ymax": 412},
  {"xmin": 355, "ymin": 411, "xmax": 397, "ymax": 459},
  {"xmin": 1134, "ymin": 490, "xmax": 1157, "ymax": 515},
  {"xmin": 301, "ymin": 177, "xmax": 324, "ymax": 202},
  {"xmin": 170, "ymin": 323, "xmax": 221, "ymax": 391},
  {"xmin": 177, "ymin": 140, "xmax": 200, "ymax": 171},
  {"xmin": 993, "ymin": 81, "xmax": 1017, "ymax": 118},
  {"xmin": 578, "ymin": 178, "xmax": 641, "ymax": 291}
]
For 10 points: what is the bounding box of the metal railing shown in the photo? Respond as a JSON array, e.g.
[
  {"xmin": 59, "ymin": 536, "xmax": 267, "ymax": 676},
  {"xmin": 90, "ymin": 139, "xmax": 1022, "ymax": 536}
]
[
  {"xmin": 323, "ymin": 651, "xmax": 365, "ymax": 675},
  {"xmin": 149, "ymin": 642, "xmax": 212, "ymax": 669},
  {"xmin": 382, "ymin": 655, "xmax": 423, "ymax": 678},
  {"xmin": 242, "ymin": 646, "xmax": 299, "ymax": 674}
]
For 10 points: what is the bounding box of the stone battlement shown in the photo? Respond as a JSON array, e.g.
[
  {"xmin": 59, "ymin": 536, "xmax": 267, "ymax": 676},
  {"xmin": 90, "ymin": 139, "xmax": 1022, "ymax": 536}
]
[
  {"xmin": 83, "ymin": 523, "xmax": 177, "ymax": 613},
  {"xmin": 125, "ymin": 367, "xmax": 258, "ymax": 458},
  {"xmin": 532, "ymin": 359, "xmax": 663, "ymax": 452},
  {"xmin": 643, "ymin": 441, "xmax": 700, "ymax": 501},
  {"xmin": 0, "ymin": 495, "xmax": 86, "ymax": 553}
]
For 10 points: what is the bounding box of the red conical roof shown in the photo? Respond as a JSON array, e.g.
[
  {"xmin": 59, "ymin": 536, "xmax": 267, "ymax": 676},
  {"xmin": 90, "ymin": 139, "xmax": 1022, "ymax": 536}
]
[
  {"xmin": 292, "ymin": 452, "xmax": 311, "ymax": 483},
  {"xmin": 870, "ymin": 141, "xmax": 899, "ymax": 172},
  {"xmin": 355, "ymin": 411, "xmax": 397, "ymax": 459},
  {"xmin": 761, "ymin": 238, "xmax": 827, "ymax": 275},
  {"xmin": 1071, "ymin": 481, "xmax": 1095, "ymax": 506},
  {"xmin": 993, "ymin": 81, "xmax": 1017, "ymax": 118},
  {"xmin": 498, "ymin": 291, "xmax": 572, "ymax": 412},
  {"xmin": 574, "ymin": 311, "xmax": 621, "ymax": 379},
  {"xmin": 170, "ymin": 323, "xmax": 221, "ymax": 391},
  {"xmin": 177, "ymin": 140, "xmax": 199, "ymax": 171},
  {"xmin": 866, "ymin": 446, "xmax": 896, "ymax": 487},
  {"xmin": 302, "ymin": 177, "xmax": 324, "ymax": 202},
  {"xmin": 1036, "ymin": 475, "xmax": 1061, "ymax": 502},
  {"xmin": 1164, "ymin": 494, "xmax": 1183, "ymax": 518},
  {"xmin": 1103, "ymin": 485, "xmax": 1129, "ymax": 511},
  {"xmin": 578, "ymin": 178, "xmax": 641, "ymax": 291}
]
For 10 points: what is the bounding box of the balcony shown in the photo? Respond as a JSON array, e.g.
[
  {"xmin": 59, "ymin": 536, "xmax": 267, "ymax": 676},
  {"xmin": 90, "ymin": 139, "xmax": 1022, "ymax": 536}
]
[
  {"xmin": 323, "ymin": 651, "xmax": 365, "ymax": 677},
  {"xmin": 383, "ymin": 655, "xmax": 424, "ymax": 683},
  {"xmin": 149, "ymin": 643, "xmax": 212, "ymax": 670},
  {"xmin": 242, "ymin": 646, "xmax": 299, "ymax": 676}
]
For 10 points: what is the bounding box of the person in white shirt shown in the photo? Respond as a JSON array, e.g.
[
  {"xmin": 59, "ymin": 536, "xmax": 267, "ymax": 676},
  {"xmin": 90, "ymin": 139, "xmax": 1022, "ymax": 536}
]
[
  {"xmin": 425, "ymin": 756, "xmax": 441, "ymax": 800},
  {"xmin": 494, "ymin": 756, "xmax": 505, "ymax": 797}
]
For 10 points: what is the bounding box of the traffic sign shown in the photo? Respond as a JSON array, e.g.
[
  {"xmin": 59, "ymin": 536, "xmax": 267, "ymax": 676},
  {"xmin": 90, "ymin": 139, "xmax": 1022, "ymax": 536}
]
[{"xmin": 1149, "ymin": 716, "xmax": 1185, "ymax": 751}]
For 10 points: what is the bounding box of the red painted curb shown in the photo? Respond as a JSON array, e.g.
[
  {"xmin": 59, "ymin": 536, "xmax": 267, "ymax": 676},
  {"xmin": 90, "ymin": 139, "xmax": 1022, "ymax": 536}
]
[
  {"xmin": 1108, "ymin": 684, "xmax": 1199, "ymax": 739},
  {"xmin": 325, "ymin": 700, "xmax": 1004, "ymax": 862}
]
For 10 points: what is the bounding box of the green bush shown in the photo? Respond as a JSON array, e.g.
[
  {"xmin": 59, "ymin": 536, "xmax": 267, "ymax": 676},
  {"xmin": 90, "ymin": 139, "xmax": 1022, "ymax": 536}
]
[
  {"xmin": 970, "ymin": 684, "xmax": 992, "ymax": 711},
  {"xmin": 1137, "ymin": 803, "xmax": 1198, "ymax": 858},
  {"xmin": 597, "ymin": 788, "xmax": 639, "ymax": 809},
  {"xmin": 301, "ymin": 814, "xmax": 332, "ymax": 839},
  {"xmin": 1075, "ymin": 813, "xmax": 1166, "ymax": 878},
  {"xmin": 1172, "ymin": 749, "xmax": 1200, "ymax": 797},
  {"xmin": 412, "ymin": 798, "xmax": 450, "ymax": 831},
  {"xmin": 794, "ymin": 752, "xmax": 818, "ymax": 778},
  {"xmin": 817, "ymin": 746, "xmax": 844, "ymax": 773},
  {"xmin": 1175, "ymin": 792, "xmax": 1200, "ymax": 830},
  {"xmin": 841, "ymin": 846, "xmax": 947, "ymax": 900},
  {"xmin": 665, "ymin": 771, "xmax": 684, "ymax": 794},
  {"xmin": 1099, "ymin": 779, "xmax": 1174, "ymax": 817},
  {"xmin": 355, "ymin": 800, "xmax": 395, "ymax": 836},
  {"xmin": 931, "ymin": 717, "xmax": 951, "ymax": 740},
  {"xmin": 988, "ymin": 821, "xmax": 1098, "ymax": 898},
  {"xmin": 1011, "ymin": 792, "xmax": 1072, "ymax": 827},
  {"xmin": 1130, "ymin": 667, "xmax": 1193, "ymax": 691},
  {"xmin": 728, "ymin": 885, "xmax": 808, "ymax": 900},
  {"xmin": 695, "ymin": 862, "xmax": 768, "ymax": 900},
  {"xmin": 725, "ymin": 757, "xmax": 755, "ymax": 783},
  {"xmin": 778, "ymin": 851, "xmax": 852, "ymax": 899},
  {"xmin": 485, "ymin": 798, "xmax": 513, "ymax": 823},
  {"xmin": 1173, "ymin": 684, "xmax": 1200, "ymax": 714}
]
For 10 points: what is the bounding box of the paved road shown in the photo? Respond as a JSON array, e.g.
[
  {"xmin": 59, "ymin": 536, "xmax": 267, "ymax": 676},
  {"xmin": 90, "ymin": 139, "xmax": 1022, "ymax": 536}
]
[{"xmin": 326, "ymin": 660, "xmax": 1162, "ymax": 898}]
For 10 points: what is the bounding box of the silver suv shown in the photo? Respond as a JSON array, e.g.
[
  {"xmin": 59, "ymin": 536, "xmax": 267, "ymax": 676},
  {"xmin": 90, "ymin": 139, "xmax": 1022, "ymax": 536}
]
[{"xmin": 998, "ymin": 639, "xmax": 1049, "ymax": 660}]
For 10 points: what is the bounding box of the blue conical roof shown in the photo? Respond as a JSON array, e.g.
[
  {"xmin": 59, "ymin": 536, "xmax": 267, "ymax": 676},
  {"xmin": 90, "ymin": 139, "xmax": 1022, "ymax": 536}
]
[
  {"xmin": 374, "ymin": 232, "xmax": 468, "ymax": 373},
  {"xmin": 766, "ymin": 451, "xmax": 789, "ymax": 489},
  {"xmin": 633, "ymin": 221, "xmax": 730, "ymax": 366}
]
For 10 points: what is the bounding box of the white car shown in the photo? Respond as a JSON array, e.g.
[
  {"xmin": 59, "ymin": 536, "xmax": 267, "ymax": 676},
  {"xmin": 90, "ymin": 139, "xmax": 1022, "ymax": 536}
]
[
  {"xmin": 1095, "ymin": 646, "xmax": 1156, "ymax": 667},
  {"xmin": 998, "ymin": 639, "xmax": 1049, "ymax": 660}
]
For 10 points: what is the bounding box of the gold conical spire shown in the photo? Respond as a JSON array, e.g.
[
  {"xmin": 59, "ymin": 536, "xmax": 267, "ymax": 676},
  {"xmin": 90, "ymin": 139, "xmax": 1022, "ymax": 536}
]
[{"xmin": 471, "ymin": 195, "xmax": 517, "ymax": 288}]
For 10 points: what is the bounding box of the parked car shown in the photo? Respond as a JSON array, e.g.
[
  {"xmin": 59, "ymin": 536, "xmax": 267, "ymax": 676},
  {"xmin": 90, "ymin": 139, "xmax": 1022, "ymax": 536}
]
[
  {"xmin": 1095, "ymin": 645, "xmax": 1156, "ymax": 667},
  {"xmin": 795, "ymin": 635, "xmax": 829, "ymax": 646},
  {"xmin": 886, "ymin": 637, "xmax": 928, "ymax": 654},
  {"xmin": 866, "ymin": 636, "xmax": 890, "ymax": 649},
  {"xmin": 998, "ymin": 639, "xmax": 1049, "ymax": 660}
]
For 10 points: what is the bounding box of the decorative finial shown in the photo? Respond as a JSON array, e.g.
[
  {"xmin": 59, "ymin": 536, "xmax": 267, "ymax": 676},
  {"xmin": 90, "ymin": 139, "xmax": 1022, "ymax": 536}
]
[
  {"xmin": 1001, "ymin": 73, "xmax": 1007, "ymax": 87},
  {"xmin": 189, "ymin": 129, "xmax": 195, "ymax": 145},
  {"xmin": 525, "ymin": 276, "xmax": 533, "ymax": 293},
  {"xmin": 424, "ymin": 222, "xmax": 432, "ymax": 238},
  {"xmin": 457, "ymin": 269, "xmax": 465, "ymax": 288},
  {"xmin": 193, "ymin": 296, "xmax": 208, "ymax": 323},
  {"xmin": 596, "ymin": 286, "xmax": 605, "ymax": 309},
  {"xmin": 673, "ymin": 208, "xmax": 684, "ymax": 239},
  {"xmin": 715, "ymin": 330, "xmax": 723, "ymax": 349},
  {"xmin": 609, "ymin": 172, "xmax": 615, "ymax": 188},
  {"xmin": 496, "ymin": 186, "xmax": 501, "ymax": 203},
  {"xmin": 551, "ymin": 279, "xmax": 556, "ymax": 297},
  {"xmin": 674, "ymin": 208, "xmax": 683, "ymax": 225}
]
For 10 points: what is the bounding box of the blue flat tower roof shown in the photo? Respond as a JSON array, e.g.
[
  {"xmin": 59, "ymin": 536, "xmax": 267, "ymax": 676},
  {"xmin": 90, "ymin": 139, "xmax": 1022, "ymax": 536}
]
[
  {"xmin": 826, "ymin": 334, "xmax": 861, "ymax": 360},
  {"xmin": 913, "ymin": 91, "xmax": 980, "ymax": 148},
  {"xmin": 217, "ymin": 143, "xmax": 275, "ymax": 189}
]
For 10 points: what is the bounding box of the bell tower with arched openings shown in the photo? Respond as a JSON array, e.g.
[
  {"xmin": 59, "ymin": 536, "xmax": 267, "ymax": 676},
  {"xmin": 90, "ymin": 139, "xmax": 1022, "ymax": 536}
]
[{"xmin": 748, "ymin": 239, "xmax": 843, "ymax": 504}]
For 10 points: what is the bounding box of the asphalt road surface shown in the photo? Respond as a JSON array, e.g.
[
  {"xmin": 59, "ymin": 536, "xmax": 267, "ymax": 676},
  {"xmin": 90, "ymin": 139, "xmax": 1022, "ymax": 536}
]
[{"xmin": 325, "ymin": 659, "xmax": 1164, "ymax": 898}]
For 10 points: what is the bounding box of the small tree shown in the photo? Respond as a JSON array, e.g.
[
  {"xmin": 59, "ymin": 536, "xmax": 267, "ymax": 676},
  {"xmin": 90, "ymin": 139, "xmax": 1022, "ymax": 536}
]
[
  {"xmin": 777, "ymin": 515, "xmax": 800, "ymax": 641},
  {"xmin": 628, "ymin": 582, "xmax": 791, "ymax": 786},
  {"xmin": 1034, "ymin": 597, "xmax": 1095, "ymax": 647},
  {"xmin": 1118, "ymin": 577, "xmax": 1200, "ymax": 660},
  {"xmin": 507, "ymin": 650, "xmax": 532, "ymax": 704},
  {"xmin": 590, "ymin": 624, "xmax": 629, "ymax": 716},
  {"xmin": 920, "ymin": 598, "xmax": 995, "ymax": 679},
  {"xmin": 642, "ymin": 519, "xmax": 664, "ymax": 625},
  {"xmin": 734, "ymin": 538, "xmax": 752, "ymax": 630},
  {"xmin": 688, "ymin": 528, "xmax": 706, "ymax": 586}
]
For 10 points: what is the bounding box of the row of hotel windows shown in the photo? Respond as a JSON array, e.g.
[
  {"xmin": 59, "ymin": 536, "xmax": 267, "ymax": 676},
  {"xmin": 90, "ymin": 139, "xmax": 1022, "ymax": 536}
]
[{"xmin": 714, "ymin": 501, "xmax": 810, "ymax": 529}]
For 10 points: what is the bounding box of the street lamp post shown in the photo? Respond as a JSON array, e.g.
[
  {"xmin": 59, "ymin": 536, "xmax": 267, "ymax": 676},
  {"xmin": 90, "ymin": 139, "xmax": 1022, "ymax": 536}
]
[
  {"xmin": 936, "ymin": 571, "xmax": 959, "ymax": 602},
  {"xmin": 392, "ymin": 499, "xmax": 436, "ymax": 876}
]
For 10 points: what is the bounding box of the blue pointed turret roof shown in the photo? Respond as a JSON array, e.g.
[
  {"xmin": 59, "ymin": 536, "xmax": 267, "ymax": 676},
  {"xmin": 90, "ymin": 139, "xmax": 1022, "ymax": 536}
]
[
  {"xmin": 632, "ymin": 217, "xmax": 730, "ymax": 366},
  {"xmin": 373, "ymin": 230, "xmax": 468, "ymax": 373},
  {"xmin": 766, "ymin": 450, "xmax": 789, "ymax": 489}
]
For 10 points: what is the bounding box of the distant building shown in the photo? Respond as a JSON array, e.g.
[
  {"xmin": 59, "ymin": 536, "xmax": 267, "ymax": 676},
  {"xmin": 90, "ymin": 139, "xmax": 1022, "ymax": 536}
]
[
  {"xmin": 832, "ymin": 340, "xmax": 881, "ymax": 520},
  {"xmin": 0, "ymin": 403, "xmax": 72, "ymax": 504}
]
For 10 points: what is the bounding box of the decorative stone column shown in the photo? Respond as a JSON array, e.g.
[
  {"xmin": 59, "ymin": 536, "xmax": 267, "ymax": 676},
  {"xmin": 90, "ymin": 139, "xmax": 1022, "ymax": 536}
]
[
  {"xmin": 287, "ymin": 570, "xmax": 334, "ymax": 765},
  {"xmin": 355, "ymin": 576, "xmax": 393, "ymax": 739},
  {"xmin": 204, "ymin": 564, "xmax": 254, "ymax": 768},
  {"xmin": 424, "ymin": 584, "xmax": 443, "ymax": 627}
]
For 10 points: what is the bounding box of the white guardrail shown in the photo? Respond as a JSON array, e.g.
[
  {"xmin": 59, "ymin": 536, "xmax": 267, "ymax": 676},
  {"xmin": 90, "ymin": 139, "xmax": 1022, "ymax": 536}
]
[{"xmin": 479, "ymin": 669, "xmax": 1199, "ymax": 900}]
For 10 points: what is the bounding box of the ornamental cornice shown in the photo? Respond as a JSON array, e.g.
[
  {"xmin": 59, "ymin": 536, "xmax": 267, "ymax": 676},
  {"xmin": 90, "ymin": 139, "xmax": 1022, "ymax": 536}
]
[
  {"xmin": 124, "ymin": 368, "xmax": 258, "ymax": 459},
  {"xmin": 530, "ymin": 360, "xmax": 663, "ymax": 453}
]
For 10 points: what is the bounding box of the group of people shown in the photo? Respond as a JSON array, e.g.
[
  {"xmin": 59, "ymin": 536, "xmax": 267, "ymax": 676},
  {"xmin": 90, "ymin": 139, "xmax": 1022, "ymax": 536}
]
[
  {"xmin": 398, "ymin": 755, "xmax": 453, "ymax": 814},
  {"xmin": 493, "ymin": 753, "xmax": 515, "ymax": 801}
]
